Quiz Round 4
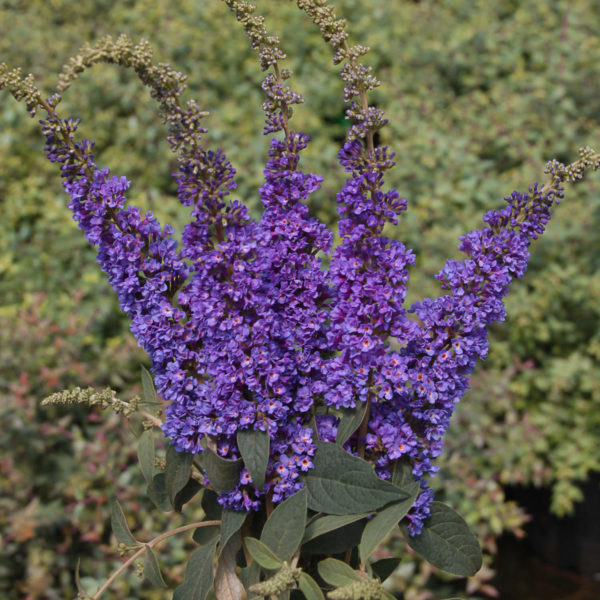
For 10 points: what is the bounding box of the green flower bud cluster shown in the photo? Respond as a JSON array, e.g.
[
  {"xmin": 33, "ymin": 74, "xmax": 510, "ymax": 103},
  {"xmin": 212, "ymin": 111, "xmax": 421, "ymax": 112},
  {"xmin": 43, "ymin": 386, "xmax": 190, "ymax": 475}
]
[
  {"xmin": 327, "ymin": 577, "xmax": 387, "ymax": 600},
  {"xmin": 41, "ymin": 386, "xmax": 140, "ymax": 417},
  {"xmin": 222, "ymin": 0, "xmax": 287, "ymax": 71},
  {"xmin": 0, "ymin": 63, "xmax": 40, "ymax": 115},
  {"xmin": 248, "ymin": 562, "xmax": 302, "ymax": 596},
  {"xmin": 545, "ymin": 146, "xmax": 600, "ymax": 184}
]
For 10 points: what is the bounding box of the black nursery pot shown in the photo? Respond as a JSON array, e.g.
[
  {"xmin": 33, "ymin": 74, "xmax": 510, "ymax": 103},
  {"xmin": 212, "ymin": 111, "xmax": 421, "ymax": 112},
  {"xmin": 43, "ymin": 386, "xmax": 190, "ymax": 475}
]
[{"xmin": 494, "ymin": 473, "xmax": 600, "ymax": 600}]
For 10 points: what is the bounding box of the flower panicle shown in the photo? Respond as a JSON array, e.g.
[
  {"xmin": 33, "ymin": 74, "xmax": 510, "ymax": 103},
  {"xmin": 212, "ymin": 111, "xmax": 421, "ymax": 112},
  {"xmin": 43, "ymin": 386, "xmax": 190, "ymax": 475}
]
[
  {"xmin": 3, "ymin": 0, "xmax": 599, "ymax": 538},
  {"xmin": 41, "ymin": 386, "xmax": 140, "ymax": 417}
]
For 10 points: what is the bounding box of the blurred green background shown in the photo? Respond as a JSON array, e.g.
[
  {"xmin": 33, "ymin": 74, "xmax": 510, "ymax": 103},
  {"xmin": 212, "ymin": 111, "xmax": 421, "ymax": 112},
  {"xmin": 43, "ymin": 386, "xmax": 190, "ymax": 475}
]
[{"xmin": 1, "ymin": 0, "xmax": 599, "ymax": 598}]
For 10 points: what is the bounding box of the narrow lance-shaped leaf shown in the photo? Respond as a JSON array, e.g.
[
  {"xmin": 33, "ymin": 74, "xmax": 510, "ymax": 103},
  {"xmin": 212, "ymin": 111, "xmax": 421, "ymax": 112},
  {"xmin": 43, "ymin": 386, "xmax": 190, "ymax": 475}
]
[
  {"xmin": 317, "ymin": 558, "xmax": 361, "ymax": 587},
  {"xmin": 244, "ymin": 537, "xmax": 283, "ymax": 570},
  {"xmin": 137, "ymin": 429, "xmax": 155, "ymax": 485},
  {"xmin": 147, "ymin": 472, "xmax": 172, "ymax": 512},
  {"xmin": 219, "ymin": 508, "xmax": 247, "ymax": 557},
  {"xmin": 174, "ymin": 478, "xmax": 203, "ymax": 512},
  {"xmin": 238, "ymin": 561, "xmax": 261, "ymax": 592},
  {"xmin": 143, "ymin": 546, "xmax": 167, "ymax": 588},
  {"xmin": 359, "ymin": 490, "xmax": 418, "ymax": 563},
  {"xmin": 236, "ymin": 427, "xmax": 270, "ymax": 491},
  {"xmin": 166, "ymin": 444, "xmax": 193, "ymax": 506},
  {"xmin": 141, "ymin": 365, "xmax": 159, "ymax": 405},
  {"xmin": 110, "ymin": 500, "xmax": 137, "ymax": 546},
  {"xmin": 302, "ymin": 519, "xmax": 366, "ymax": 556},
  {"xmin": 173, "ymin": 538, "xmax": 218, "ymax": 600},
  {"xmin": 302, "ymin": 512, "xmax": 371, "ymax": 543},
  {"xmin": 403, "ymin": 501, "xmax": 482, "ymax": 577},
  {"xmin": 261, "ymin": 487, "xmax": 307, "ymax": 562},
  {"xmin": 194, "ymin": 489, "xmax": 223, "ymax": 546},
  {"xmin": 298, "ymin": 572, "xmax": 325, "ymax": 600}
]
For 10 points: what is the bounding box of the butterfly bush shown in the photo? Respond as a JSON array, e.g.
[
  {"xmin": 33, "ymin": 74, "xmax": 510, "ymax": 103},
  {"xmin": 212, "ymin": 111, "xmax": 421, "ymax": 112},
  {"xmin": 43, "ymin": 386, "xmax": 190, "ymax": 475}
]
[{"xmin": 2, "ymin": 0, "xmax": 599, "ymax": 538}]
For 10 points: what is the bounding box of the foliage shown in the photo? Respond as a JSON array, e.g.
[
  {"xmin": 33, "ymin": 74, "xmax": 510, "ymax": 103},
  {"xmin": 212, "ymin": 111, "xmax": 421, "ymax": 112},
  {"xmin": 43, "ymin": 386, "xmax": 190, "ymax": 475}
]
[{"xmin": 0, "ymin": 1, "xmax": 599, "ymax": 599}]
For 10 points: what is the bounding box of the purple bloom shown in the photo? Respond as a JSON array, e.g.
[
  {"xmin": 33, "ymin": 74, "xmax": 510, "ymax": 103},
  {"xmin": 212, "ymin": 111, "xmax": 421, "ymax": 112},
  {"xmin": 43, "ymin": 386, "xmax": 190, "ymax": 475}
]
[{"xmin": 38, "ymin": 49, "xmax": 574, "ymax": 533}]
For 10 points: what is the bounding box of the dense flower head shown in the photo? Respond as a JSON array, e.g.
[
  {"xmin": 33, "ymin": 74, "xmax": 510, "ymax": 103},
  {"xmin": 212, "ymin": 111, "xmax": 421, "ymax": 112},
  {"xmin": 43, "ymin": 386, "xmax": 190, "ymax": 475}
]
[
  {"xmin": 32, "ymin": 16, "xmax": 594, "ymax": 534},
  {"xmin": 40, "ymin": 97, "xmax": 571, "ymax": 534}
]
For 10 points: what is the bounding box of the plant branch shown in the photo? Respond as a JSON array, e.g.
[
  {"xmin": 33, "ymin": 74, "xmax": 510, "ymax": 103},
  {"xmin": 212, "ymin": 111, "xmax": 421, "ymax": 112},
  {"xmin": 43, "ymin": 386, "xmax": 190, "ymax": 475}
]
[{"xmin": 91, "ymin": 520, "xmax": 221, "ymax": 600}]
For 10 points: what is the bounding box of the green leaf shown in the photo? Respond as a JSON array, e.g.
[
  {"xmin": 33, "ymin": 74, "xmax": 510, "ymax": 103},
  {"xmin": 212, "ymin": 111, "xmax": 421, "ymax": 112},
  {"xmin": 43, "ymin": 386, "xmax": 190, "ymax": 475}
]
[
  {"xmin": 166, "ymin": 445, "xmax": 193, "ymax": 506},
  {"xmin": 141, "ymin": 365, "xmax": 158, "ymax": 405},
  {"xmin": 200, "ymin": 447, "xmax": 243, "ymax": 492},
  {"xmin": 143, "ymin": 546, "xmax": 167, "ymax": 588},
  {"xmin": 173, "ymin": 538, "xmax": 218, "ymax": 600},
  {"xmin": 298, "ymin": 572, "xmax": 325, "ymax": 600},
  {"xmin": 302, "ymin": 512, "xmax": 371, "ymax": 543},
  {"xmin": 403, "ymin": 502, "xmax": 482, "ymax": 577},
  {"xmin": 238, "ymin": 561, "xmax": 261, "ymax": 591},
  {"xmin": 201, "ymin": 489, "xmax": 223, "ymax": 520},
  {"xmin": 215, "ymin": 532, "xmax": 245, "ymax": 600},
  {"xmin": 391, "ymin": 459, "xmax": 420, "ymax": 497},
  {"xmin": 193, "ymin": 523, "xmax": 220, "ymax": 547},
  {"xmin": 147, "ymin": 472, "xmax": 172, "ymax": 512},
  {"xmin": 137, "ymin": 429, "xmax": 155, "ymax": 485},
  {"xmin": 359, "ymin": 493, "xmax": 418, "ymax": 563},
  {"xmin": 219, "ymin": 508, "xmax": 247, "ymax": 557},
  {"xmin": 317, "ymin": 558, "xmax": 361, "ymax": 587},
  {"xmin": 370, "ymin": 557, "xmax": 400, "ymax": 583},
  {"xmin": 261, "ymin": 487, "xmax": 307, "ymax": 562},
  {"xmin": 237, "ymin": 428, "xmax": 270, "ymax": 491},
  {"xmin": 244, "ymin": 537, "xmax": 283, "ymax": 570},
  {"xmin": 110, "ymin": 500, "xmax": 137, "ymax": 546},
  {"xmin": 302, "ymin": 520, "xmax": 366, "ymax": 555},
  {"xmin": 303, "ymin": 442, "xmax": 409, "ymax": 514},
  {"xmin": 336, "ymin": 402, "xmax": 368, "ymax": 445},
  {"xmin": 193, "ymin": 490, "xmax": 224, "ymax": 546},
  {"xmin": 174, "ymin": 478, "xmax": 203, "ymax": 512}
]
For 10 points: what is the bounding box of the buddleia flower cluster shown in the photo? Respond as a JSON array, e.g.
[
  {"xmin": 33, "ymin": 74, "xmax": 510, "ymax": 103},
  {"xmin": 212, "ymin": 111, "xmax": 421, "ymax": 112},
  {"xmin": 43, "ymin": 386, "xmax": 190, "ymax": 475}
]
[{"xmin": 2, "ymin": 0, "xmax": 599, "ymax": 538}]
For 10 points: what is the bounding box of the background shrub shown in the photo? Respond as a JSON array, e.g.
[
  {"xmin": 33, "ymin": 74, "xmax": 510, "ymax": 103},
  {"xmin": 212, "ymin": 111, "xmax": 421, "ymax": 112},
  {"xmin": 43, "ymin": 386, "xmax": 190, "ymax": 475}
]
[{"xmin": 1, "ymin": 1, "xmax": 598, "ymax": 597}]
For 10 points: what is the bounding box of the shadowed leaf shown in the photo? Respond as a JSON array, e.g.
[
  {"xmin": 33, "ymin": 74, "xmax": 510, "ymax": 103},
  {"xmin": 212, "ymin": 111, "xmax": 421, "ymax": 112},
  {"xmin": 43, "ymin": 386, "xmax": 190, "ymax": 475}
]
[
  {"xmin": 147, "ymin": 472, "xmax": 172, "ymax": 512},
  {"xmin": 200, "ymin": 448, "xmax": 243, "ymax": 492},
  {"xmin": 237, "ymin": 427, "xmax": 270, "ymax": 491},
  {"xmin": 166, "ymin": 445, "xmax": 193, "ymax": 506},
  {"xmin": 174, "ymin": 478, "xmax": 203, "ymax": 512},
  {"xmin": 219, "ymin": 509, "xmax": 246, "ymax": 557},
  {"xmin": 370, "ymin": 557, "xmax": 400, "ymax": 582},
  {"xmin": 302, "ymin": 512, "xmax": 371, "ymax": 543}
]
